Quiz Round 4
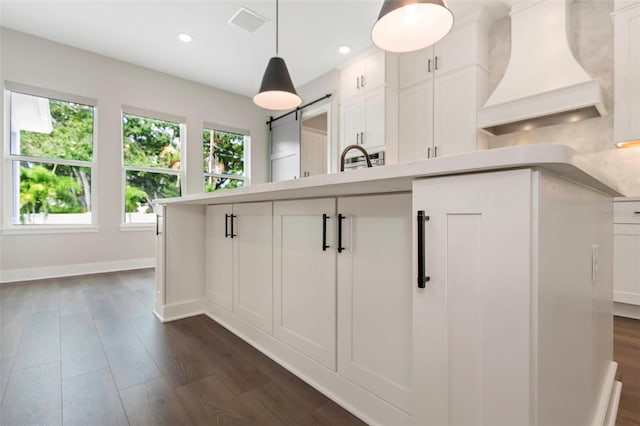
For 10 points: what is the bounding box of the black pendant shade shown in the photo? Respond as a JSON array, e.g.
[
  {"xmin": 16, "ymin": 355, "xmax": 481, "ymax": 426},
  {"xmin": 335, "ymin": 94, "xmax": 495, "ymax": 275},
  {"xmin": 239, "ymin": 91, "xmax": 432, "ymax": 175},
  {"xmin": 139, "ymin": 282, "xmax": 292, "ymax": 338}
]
[
  {"xmin": 253, "ymin": 56, "xmax": 301, "ymax": 110},
  {"xmin": 254, "ymin": 0, "xmax": 301, "ymax": 111},
  {"xmin": 371, "ymin": 0, "xmax": 454, "ymax": 53}
]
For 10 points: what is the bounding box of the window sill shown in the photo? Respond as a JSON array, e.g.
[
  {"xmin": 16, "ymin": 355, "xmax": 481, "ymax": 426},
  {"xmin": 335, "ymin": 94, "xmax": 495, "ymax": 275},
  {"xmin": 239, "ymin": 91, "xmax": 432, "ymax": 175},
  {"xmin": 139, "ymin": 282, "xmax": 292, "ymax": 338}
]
[
  {"xmin": 120, "ymin": 224, "xmax": 155, "ymax": 232},
  {"xmin": 1, "ymin": 225, "xmax": 101, "ymax": 235}
]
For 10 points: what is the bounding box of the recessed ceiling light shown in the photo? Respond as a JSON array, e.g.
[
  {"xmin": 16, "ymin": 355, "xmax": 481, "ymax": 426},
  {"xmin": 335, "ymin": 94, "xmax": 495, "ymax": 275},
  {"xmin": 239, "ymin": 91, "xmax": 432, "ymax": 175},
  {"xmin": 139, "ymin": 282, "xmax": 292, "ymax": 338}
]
[
  {"xmin": 339, "ymin": 45, "xmax": 351, "ymax": 54},
  {"xmin": 178, "ymin": 33, "xmax": 192, "ymax": 43}
]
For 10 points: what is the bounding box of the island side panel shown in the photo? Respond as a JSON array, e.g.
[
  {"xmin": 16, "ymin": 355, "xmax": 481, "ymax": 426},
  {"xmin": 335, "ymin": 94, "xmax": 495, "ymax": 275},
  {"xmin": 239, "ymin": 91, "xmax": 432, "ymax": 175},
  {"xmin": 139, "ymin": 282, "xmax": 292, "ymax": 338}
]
[
  {"xmin": 536, "ymin": 170, "xmax": 614, "ymax": 426},
  {"xmin": 161, "ymin": 203, "xmax": 207, "ymax": 320}
]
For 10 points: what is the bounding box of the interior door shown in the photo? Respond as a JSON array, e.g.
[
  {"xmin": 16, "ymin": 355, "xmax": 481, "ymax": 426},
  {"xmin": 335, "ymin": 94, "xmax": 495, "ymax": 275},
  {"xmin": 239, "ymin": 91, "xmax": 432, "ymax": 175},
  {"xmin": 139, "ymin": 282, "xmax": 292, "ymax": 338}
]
[
  {"xmin": 270, "ymin": 114, "xmax": 301, "ymax": 182},
  {"xmin": 273, "ymin": 198, "xmax": 336, "ymax": 369}
]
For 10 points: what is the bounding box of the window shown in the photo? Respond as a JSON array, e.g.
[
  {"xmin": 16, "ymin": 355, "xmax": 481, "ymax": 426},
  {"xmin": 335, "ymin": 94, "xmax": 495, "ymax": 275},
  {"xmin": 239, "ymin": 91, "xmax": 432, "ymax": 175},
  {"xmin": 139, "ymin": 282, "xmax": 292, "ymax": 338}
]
[
  {"xmin": 203, "ymin": 128, "xmax": 248, "ymax": 192},
  {"xmin": 7, "ymin": 91, "xmax": 95, "ymax": 225},
  {"xmin": 122, "ymin": 112, "xmax": 183, "ymax": 224}
]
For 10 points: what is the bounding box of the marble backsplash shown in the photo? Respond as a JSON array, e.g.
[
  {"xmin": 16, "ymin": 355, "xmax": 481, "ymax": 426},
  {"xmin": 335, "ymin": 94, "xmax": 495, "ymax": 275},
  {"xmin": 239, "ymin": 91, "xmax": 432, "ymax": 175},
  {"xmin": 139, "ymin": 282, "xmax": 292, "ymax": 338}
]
[{"xmin": 486, "ymin": 0, "xmax": 640, "ymax": 196}]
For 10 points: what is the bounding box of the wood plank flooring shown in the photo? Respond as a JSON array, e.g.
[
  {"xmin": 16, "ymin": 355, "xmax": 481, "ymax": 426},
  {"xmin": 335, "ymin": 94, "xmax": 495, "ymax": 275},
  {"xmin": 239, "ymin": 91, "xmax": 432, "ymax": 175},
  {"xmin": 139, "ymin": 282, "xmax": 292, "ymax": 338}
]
[
  {"xmin": 0, "ymin": 270, "xmax": 365, "ymax": 426},
  {"xmin": 0, "ymin": 270, "xmax": 639, "ymax": 425}
]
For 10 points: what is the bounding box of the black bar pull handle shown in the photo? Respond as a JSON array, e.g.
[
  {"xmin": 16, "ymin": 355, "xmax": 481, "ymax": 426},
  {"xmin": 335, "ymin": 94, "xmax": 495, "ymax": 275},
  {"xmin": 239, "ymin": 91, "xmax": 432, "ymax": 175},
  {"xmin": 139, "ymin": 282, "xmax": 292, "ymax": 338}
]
[
  {"xmin": 225, "ymin": 214, "xmax": 230, "ymax": 238},
  {"xmin": 322, "ymin": 214, "xmax": 330, "ymax": 251},
  {"xmin": 428, "ymin": 58, "xmax": 431, "ymax": 73},
  {"xmin": 230, "ymin": 214, "xmax": 237, "ymax": 238},
  {"xmin": 337, "ymin": 214, "xmax": 345, "ymax": 253},
  {"xmin": 417, "ymin": 210, "xmax": 430, "ymax": 288}
]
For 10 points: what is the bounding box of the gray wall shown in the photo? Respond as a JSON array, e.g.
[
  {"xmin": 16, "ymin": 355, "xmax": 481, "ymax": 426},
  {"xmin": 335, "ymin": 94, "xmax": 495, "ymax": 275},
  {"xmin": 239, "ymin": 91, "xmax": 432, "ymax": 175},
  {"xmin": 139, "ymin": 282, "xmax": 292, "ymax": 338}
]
[{"xmin": 487, "ymin": 0, "xmax": 640, "ymax": 196}]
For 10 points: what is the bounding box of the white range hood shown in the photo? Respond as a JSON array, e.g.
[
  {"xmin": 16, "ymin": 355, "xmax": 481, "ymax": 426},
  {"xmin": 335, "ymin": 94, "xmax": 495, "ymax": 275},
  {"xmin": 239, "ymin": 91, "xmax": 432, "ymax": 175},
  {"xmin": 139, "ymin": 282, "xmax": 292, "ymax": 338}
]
[{"xmin": 478, "ymin": 0, "xmax": 606, "ymax": 136}]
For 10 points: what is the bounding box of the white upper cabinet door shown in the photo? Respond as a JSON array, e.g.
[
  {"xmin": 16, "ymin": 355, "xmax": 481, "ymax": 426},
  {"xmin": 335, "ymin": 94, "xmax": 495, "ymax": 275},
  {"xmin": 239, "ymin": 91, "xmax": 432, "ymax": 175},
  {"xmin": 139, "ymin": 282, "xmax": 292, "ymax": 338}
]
[
  {"xmin": 362, "ymin": 49, "xmax": 386, "ymax": 91},
  {"xmin": 337, "ymin": 193, "xmax": 413, "ymax": 414},
  {"xmin": 206, "ymin": 204, "xmax": 234, "ymax": 312},
  {"xmin": 340, "ymin": 61, "xmax": 364, "ymax": 102},
  {"xmin": 399, "ymin": 80, "xmax": 434, "ymax": 162},
  {"xmin": 362, "ymin": 88, "xmax": 386, "ymax": 151},
  {"xmin": 433, "ymin": 67, "xmax": 478, "ymax": 158},
  {"xmin": 614, "ymin": 4, "xmax": 640, "ymax": 144},
  {"xmin": 399, "ymin": 46, "xmax": 434, "ymax": 90},
  {"xmin": 233, "ymin": 202, "xmax": 273, "ymax": 334},
  {"xmin": 433, "ymin": 23, "xmax": 479, "ymax": 76},
  {"xmin": 273, "ymin": 198, "xmax": 337, "ymax": 370},
  {"xmin": 340, "ymin": 97, "xmax": 363, "ymax": 151},
  {"xmin": 412, "ymin": 170, "xmax": 532, "ymax": 426}
]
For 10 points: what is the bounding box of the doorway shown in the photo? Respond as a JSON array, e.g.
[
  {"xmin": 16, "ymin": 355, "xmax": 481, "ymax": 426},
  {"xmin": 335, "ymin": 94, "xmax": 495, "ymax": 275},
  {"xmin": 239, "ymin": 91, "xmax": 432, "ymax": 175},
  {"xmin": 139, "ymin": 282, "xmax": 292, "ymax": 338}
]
[{"xmin": 301, "ymin": 106, "xmax": 329, "ymax": 177}]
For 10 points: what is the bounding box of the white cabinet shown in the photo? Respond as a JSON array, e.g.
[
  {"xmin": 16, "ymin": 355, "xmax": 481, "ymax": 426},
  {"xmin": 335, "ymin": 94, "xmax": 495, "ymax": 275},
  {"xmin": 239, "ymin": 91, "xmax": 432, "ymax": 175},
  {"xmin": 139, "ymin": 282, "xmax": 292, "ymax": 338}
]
[
  {"xmin": 233, "ymin": 202, "xmax": 273, "ymax": 334},
  {"xmin": 273, "ymin": 198, "xmax": 336, "ymax": 369},
  {"xmin": 337, "ymin": 193, "xmax": 413, "ymax": 413},
  {"xmin": 412, "ymin": 169, "xmax": 614, "ymax": 426},
  {"xmin": 205, "ymin": 204, "xmax": 234, "ymax": 311},
  {"xmin": 614, "ymin": 199, "xmax": 640, "ymax": 310},
  {"xmin": 614, "ymin": 3, "xmax": 640, "ymax": 145},
  {"xmin": 398, "ymin": 19, "xmax": 489, "ymax": 162},
  {"xmin": 205, "ymin": 202, "xmax": 273, "ymax": 333},
  {"xmin": 154, "ymin": 205, "xmax": 166, "ymax": 315},
  {"xmin": 339, "ymin": 48, "xmax": 399, "ymax": 161}
]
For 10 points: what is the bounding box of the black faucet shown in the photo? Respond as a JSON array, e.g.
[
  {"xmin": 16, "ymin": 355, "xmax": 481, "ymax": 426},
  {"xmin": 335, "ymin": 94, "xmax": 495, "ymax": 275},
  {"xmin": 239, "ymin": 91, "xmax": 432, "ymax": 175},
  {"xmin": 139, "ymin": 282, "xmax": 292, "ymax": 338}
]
[{"xmin": 340, "ymin": 144, "xmax": 373, "ymax": 172}]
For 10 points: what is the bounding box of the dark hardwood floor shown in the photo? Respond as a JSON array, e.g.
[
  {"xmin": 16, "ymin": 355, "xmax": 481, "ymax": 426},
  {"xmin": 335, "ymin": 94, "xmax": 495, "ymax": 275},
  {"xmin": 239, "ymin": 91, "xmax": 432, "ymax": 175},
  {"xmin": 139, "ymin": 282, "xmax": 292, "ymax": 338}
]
[
  {"xmin": 0, "ymin": 269, "xmax": 638, "ymax": 425},
  {"xmin": 0, "ymin": 270, "xmax": 365, "ymax": 426}
]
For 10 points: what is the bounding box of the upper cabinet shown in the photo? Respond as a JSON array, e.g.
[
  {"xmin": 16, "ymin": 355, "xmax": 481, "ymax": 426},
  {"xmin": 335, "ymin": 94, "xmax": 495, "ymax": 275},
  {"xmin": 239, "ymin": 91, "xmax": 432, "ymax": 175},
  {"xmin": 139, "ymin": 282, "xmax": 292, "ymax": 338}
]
[
  {"xmin": 339, "ymin": 48, "xmax": 399, "ymax": 162},
  {"xmin": 398, "ymin": 16, "xmax": 490, "ymax": 163},
  {"xmin": 614, "ymin": 3, "xmax": 640, "ymax": 145}
]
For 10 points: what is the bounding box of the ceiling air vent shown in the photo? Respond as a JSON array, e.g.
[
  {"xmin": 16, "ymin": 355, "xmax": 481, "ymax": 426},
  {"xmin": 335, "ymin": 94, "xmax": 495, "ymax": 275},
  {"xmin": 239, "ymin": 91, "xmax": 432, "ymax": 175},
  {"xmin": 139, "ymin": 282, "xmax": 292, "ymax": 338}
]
[{"xmin": 228, "ymin": 7, "xmax": 267, "ymax": 34}]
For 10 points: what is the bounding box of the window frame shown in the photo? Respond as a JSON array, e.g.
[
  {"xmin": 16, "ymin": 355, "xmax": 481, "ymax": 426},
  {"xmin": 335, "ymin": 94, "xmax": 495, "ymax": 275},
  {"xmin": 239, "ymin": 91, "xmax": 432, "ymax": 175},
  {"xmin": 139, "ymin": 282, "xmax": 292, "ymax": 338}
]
[
  {"xmin": 3, "ymin": 83, "xmax": 98, "ymax": 232},
  {"xmin": 121, "ymin": 107, "xmax": 186, "ymax": 228},
  {"xmin": 202, "ymin": 123, "xmax": 250, "ymax": 193}
]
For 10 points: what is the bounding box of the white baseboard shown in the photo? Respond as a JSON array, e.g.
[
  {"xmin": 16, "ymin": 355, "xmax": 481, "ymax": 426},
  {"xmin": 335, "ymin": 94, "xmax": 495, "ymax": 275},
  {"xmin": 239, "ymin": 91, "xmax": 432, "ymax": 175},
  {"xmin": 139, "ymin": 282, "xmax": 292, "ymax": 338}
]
[
  {"xmin": 155, "ymin": 300, "xmax": 204, "ymax": 322},
  {"xmin": 592, "ymin": 361, "xmax": 619, "ymax": 426},
  {"xmin": 0, "ymin": 257, "xmax": 155, "ymax": 283},
  {"xmin": 614, "ymin": 302, "xmax": 640, "ymax": 320}
]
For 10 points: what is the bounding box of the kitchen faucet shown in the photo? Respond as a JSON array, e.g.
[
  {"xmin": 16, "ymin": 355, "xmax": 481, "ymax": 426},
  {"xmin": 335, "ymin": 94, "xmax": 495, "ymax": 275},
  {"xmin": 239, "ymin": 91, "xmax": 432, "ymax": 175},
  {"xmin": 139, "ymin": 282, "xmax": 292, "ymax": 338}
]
[{"xmin": 340, "ymin": 144, "xmax": 373, "ymax": 172}]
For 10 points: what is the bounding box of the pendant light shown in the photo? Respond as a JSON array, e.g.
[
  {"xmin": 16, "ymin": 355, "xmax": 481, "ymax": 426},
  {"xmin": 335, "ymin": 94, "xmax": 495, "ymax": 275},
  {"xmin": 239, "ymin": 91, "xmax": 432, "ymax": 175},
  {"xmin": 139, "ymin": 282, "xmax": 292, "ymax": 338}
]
[
  {"xmin": 371, "ymin": 0, "xmax": 454, "ymax": 53},
  {"xmin": 253, "ymin": 0, "xmax": 302, "ymax": 110}
]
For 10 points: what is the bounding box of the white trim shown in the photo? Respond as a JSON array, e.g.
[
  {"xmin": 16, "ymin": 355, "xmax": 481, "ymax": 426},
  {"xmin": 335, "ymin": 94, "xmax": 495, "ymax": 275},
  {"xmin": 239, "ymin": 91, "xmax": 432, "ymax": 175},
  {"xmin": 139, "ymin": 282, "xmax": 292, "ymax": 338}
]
[
  {"xmin": 203, "ymin": 121, "xmax": 250, "ymax": 137},
  {"xmin": 123, "ymin": 165, "xmax": 181, "ymax": 175},
  {"xmin": 0, "ymin": 257, "xmax": 154, "ymax": 283},
  {"xmin": 4, "ymin": 81, "xmax": 97, "ymax": 106},
  {"xmin": 604, "ymin": 381, "xmax": 623, "ymax": 426},
  {"xmin": 154, "ymin": 300, "xmax": 205, "ymax": 322},
  {"xmin": 592, "ymin": 361, "xmax": 619, "ymax": 426},
  {"xmin": 9, "ymin": 155, "xmax": 92, "ymax": 168},
  {"xmin": 119, "ymin": 224, "xmax": 154, "ymax": 232},
  {"xmin": 1, "ymin": 225, "xmax": 100, "ymax": 235},
  {"xmin": 614, "ymin": 302, "xmax": 640, "ymax": 319},
  {"xmin": 122, "ymin": 105, "xmax": 186, "ymax": 125},
  {"xmin": 613, "ymin": 290, "xmax": 640, "ymax": 305}
]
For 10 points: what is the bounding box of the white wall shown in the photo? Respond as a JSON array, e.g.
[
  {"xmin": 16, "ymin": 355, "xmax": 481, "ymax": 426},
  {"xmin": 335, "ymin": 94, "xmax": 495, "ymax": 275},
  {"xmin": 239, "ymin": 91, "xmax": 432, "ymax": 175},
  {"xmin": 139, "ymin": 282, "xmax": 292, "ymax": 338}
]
[
  {"xmin": 0, "ymin": 28, "xmax": 269, "ymax": 282},
  {"xmin": 487, "ymin": 0, "xmax": 640, "ymax": 196}
]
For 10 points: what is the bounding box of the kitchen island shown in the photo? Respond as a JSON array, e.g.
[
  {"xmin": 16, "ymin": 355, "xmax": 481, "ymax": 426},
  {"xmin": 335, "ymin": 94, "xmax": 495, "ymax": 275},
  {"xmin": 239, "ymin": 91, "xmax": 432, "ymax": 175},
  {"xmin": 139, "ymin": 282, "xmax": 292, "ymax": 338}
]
[{"xmin": 154, "ymin": 144, "xmax": 622, "ymax": 426}]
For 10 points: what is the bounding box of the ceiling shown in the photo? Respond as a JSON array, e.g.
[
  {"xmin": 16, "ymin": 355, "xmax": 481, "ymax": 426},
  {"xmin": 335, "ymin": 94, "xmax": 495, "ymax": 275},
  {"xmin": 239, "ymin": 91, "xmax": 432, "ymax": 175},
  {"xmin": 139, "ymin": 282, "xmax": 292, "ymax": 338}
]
[{"xmin": 0, "ymin": 1, "xmax": 505, "ymax": 99}]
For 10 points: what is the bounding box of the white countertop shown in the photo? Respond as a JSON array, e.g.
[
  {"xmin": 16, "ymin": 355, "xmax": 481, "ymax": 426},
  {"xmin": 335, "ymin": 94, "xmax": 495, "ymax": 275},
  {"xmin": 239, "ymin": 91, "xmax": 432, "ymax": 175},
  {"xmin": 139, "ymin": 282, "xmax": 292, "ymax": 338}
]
[{"xmin": 159, "ymin": 145, "xmax": 623, "ymax": 206}]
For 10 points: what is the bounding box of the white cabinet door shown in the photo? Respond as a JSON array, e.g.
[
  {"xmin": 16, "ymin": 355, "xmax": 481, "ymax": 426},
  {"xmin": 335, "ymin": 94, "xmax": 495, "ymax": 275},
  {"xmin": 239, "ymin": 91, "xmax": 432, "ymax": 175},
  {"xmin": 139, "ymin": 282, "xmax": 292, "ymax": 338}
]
[
  {"xmin": 433, "ymin": 67, "xmax": 477, "ymax": 158},
  {"xmin": 337, "ymin": 193, "xmax": 413, "ymax": 413},
  {"xmin": 340, "ymin": 61, "xmax": 363, "ymax": 102},
  {"xmin": 273, "ymin": 198, "xmax": 336, "ymax": 369},
  {"xmin": 363, "ymin": 49, "xmax": 386, "ymax": 91},
  {"xmin": 233, "ymin": 202, "xmax": 273, "ymax": 334},
  {"xmin": 340, "ymin": 97, "xmax": 363, "ymax": 151},
  {"xmin": 433, "ymin": 23, "xmax": 478, "ymax": 76},
  {"xmin": 362, "ymin": 88, "xmax": 386, "ymax": 151},
  {"xmin": 154, "ymin": 205, "xmax": 166, "ymax": 315},
  {"xmin": 412, "ymin": 170, "xmax": 532, "ymax": 426},
  {"xmin": 614, "ymin": 224, "xmax": 640, "ymax": 305},
  {"xmin": 399, "ymin": 81, "xmax": 434, "ymax": 162},
  {"xmin": 614, "ymin": 4, "xmax": 640, "ymax": 144},
  {"xmin": 205, "ymin": 204, "xmax": 234, "ymax": 312},
  {"xmin": 399, "ymin": 46, "xmax": 434, "ymax": 90}
]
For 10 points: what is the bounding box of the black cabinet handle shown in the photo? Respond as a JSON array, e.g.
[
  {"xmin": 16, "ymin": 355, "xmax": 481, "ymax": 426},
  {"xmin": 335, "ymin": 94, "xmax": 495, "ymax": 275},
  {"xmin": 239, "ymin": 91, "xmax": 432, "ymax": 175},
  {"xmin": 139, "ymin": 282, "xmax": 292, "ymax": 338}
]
[
  {"xmin": 434, "ymin": 146, "xmax": 438, "ymax": 158},
  {"xmin": 417, "ymin": 210, "xmax": 430, "ymax": 288},
  {"xmin": 634, "ymin": 211, "xmax": 640, "ymax": 214},
  {"xmin": 435, "ymin": 56, "xmax": 439, "ymax": 70},
  {"xmin": 337, "ymin": 214, "xmax": 345, "ymax": 253},
  {"xmin": 230, "ymin": 214, "xmax": 237, "ymax": 238},
  {"xmin": 428, "ymin": 58, "xmax": 431, "ymax": 73},
  {"xmin": 322, "ymin": 214, "xmax": 330, "ymax": 251},
  {"xmin": 225, "ymin": 214, "xmax": 230, "ymax": 238}
]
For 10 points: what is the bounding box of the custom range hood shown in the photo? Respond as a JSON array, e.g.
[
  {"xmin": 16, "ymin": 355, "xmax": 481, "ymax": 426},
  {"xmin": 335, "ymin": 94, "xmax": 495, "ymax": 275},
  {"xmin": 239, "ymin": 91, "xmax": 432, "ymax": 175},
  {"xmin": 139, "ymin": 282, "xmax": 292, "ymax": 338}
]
[{"xmin": 478, "ymin": 0, "xmax": 606, "ymax": 136}]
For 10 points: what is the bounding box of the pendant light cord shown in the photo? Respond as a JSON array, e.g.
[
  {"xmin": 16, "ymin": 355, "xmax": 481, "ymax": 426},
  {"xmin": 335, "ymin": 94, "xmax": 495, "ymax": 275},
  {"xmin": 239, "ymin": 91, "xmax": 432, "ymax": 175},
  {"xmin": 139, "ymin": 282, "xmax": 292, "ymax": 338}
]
[{"xmin": 275, "ymin": 0, "xmax": 279, "ymax": 56}]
